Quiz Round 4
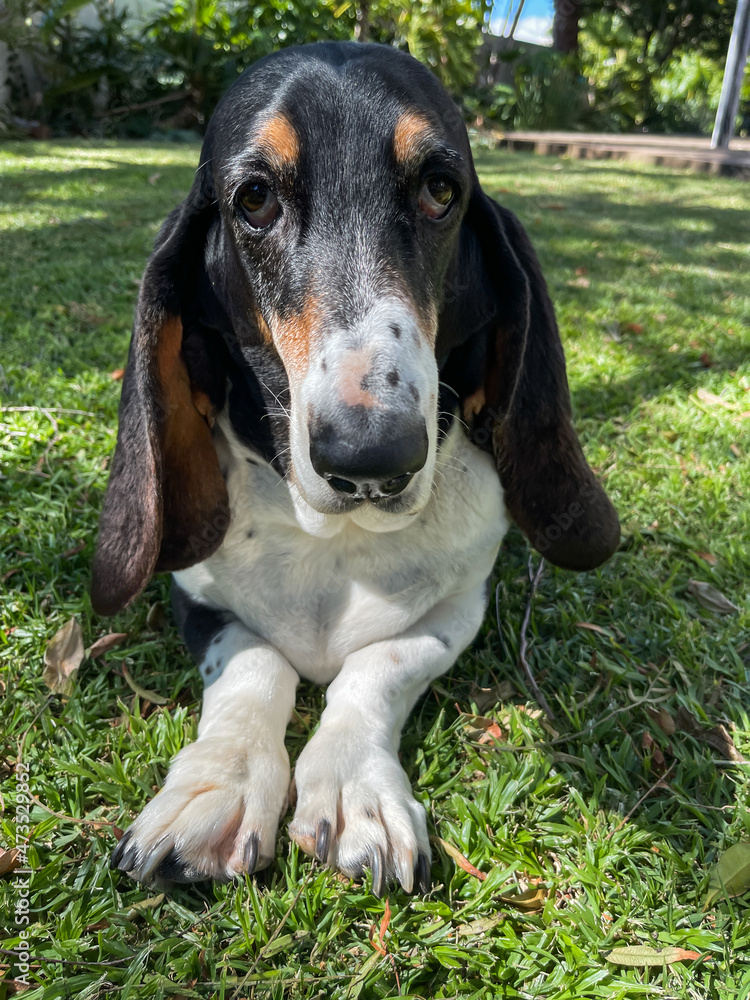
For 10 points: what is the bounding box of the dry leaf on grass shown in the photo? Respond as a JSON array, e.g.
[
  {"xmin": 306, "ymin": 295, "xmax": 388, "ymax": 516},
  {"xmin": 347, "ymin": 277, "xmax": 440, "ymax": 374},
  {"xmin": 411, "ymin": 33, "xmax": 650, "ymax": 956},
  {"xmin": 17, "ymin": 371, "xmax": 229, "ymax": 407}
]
[
  {"xmin": 43, "ymin": 617, "xmax": 84, "ymax": 695},
  {"xmin": 604, "ymin": 945, "xmax": 700, "ymax": 967},
  {"xmin": 457, "ymin": 913, "xmax": 504, "ymax": 936},
  {"xmin": 674, "ymin": 706, "xmax": 746, "ymax": 763},
  {"xmin": 369, "ymin": 898, "xmax": 391, "ymax": 955},
  {"xmin": 85, "ymin": 919, "xmax": 111, "ymax": 932},
  {"xmin": 61, "ymin": 540, "xmax": 86, "ymax": 559},
  {"xmin": 497, "ymin": 884, "xmax": 548, "ymax": 912},
  {"xmin": 86, "ymin": 632, "xmax": 128, "ymax": 659},
  {"xmin": 468, "ymin": 680, "xmax": 514, "ymax": 714},
  {"xmin": 121, "ymin": 664, "xmax": 169, "ymax": 705},
  {"xmin": 647, "ymin": 707, "xmax": 676, "ymax": 736},
  {"xmin": 704, "ymin": 843, "xmax": 750, "ymax": 909},
  {"xmin": 146, "ymin": 601, "xmax": 166, "ymax": 630},
  {"xmin": 687, "ymin": 580, "xmax": 739, "ymax": 616},
  {"xmin": 0, "ymin": 847, "xmax": 22, "ymax": 877},
  {"xmin": 127, "ymin": 893, "xmax": 165, "ymax": 919},
  {"xmin": 576, "ymin": 621, "xmax": 624, "ymax": 640},
  {"xmin": 696, "ymin": 388, "xmax": 733, "ymax": 409},
  {"xmin": 694, "ymin": 551, "xmax": 718, "ymax": 566},
  {"xmin": 4, "ymin": 980, "xmax": 32, "ymax": 995},
  {"xmin": 431, "ymin": 836, "xmax": 486, "ymax": 881},
  {"xmin": 460, "ymin": 712, "xmax": 506, "ymax": 744}
]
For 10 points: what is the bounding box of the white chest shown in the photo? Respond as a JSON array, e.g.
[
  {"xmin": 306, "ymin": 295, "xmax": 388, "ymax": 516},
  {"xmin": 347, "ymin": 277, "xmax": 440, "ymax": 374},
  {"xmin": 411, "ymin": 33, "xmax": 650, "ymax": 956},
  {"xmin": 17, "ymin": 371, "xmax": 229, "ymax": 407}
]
[{"xmin": 175, "ymin": 418, "xmax": 507, "ymax": 682}]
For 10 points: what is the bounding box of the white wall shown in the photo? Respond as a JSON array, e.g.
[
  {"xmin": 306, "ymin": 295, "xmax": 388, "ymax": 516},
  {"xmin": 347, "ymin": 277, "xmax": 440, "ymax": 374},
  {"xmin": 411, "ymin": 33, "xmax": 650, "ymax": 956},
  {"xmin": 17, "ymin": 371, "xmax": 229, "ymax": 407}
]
[{"xmin": 75, "ymin": 0, "xmax": 162, "ymax": 29}]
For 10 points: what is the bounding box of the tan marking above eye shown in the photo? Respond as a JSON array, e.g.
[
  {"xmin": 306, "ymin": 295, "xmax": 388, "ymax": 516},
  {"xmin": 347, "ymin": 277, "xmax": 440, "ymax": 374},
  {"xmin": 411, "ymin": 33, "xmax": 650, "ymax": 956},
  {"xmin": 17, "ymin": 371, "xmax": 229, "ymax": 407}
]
[
  {"xmin": 255, "ymin": 113, "xmax": 300, "ymax": 168},
  {"xmin": 393, "ymin": 111, "xmax": 434, "ymax": 166}
]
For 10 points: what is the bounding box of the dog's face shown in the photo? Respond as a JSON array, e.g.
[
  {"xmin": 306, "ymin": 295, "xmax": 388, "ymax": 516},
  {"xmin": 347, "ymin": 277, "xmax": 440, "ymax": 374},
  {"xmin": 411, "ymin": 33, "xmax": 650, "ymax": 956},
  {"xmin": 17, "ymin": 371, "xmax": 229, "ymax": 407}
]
[
  {"xmin": 91, "ymin": 42, "xmax": 620, "ymax": 615},
  {"xmin": 205, "ymin": 49, "xmax": 475, "ymax": 532}
]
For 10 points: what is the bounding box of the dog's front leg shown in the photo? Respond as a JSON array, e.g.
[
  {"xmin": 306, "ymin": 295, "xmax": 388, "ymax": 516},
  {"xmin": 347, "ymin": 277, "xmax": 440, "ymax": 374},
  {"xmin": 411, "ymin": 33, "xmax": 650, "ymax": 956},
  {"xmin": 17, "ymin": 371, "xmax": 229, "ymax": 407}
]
[
  {"xmin": 112, "ymin": 621, "xmax": 298, "ymax": 884},
  {"xmin": 289, "ymin": 586, "xmax": 487, "ymax": 895}
]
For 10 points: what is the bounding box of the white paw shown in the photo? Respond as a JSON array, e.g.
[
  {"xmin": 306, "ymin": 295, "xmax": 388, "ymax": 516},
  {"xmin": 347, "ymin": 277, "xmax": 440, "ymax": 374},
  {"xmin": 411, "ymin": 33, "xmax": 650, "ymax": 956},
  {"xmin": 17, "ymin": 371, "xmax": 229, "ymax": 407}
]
[
  {"xmin": 111, "ymin": 735, "xmax": 290, "ymax": 884},
  {"xmin": 289, "ymin": 727, "xmax": 431, "ymax": 895}
]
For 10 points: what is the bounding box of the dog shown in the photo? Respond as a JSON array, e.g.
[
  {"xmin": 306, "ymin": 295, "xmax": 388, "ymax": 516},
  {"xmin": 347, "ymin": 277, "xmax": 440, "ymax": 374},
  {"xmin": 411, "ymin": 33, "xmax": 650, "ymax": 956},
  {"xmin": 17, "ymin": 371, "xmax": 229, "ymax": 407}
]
[{"xmin": 93, "ymin": 41, "xmax": 619, "ymax": 895}]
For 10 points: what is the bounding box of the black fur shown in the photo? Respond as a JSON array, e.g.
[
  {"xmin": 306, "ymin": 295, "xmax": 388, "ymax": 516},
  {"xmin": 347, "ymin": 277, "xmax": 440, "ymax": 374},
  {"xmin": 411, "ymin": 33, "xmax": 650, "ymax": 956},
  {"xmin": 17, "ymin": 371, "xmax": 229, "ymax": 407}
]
[{"xmin": 172, "ymin": 584, "xmax": 234, "ymax": 664}]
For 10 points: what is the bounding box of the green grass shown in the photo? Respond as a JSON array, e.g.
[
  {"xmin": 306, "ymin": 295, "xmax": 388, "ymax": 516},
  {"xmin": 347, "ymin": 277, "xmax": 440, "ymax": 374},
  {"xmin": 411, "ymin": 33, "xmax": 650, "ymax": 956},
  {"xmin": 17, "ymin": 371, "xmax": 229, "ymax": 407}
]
[{"xmin": 1, "ymin": 140, "xmax": 749, "ymax": 1000}]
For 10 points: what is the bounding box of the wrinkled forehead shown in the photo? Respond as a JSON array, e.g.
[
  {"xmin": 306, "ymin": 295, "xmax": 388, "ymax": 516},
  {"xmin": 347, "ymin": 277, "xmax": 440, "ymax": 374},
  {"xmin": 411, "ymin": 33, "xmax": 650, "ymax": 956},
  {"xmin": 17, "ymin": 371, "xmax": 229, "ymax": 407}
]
[{"xmin": 208, "ymin": 50, "xmax": 472, "ymax": 193}]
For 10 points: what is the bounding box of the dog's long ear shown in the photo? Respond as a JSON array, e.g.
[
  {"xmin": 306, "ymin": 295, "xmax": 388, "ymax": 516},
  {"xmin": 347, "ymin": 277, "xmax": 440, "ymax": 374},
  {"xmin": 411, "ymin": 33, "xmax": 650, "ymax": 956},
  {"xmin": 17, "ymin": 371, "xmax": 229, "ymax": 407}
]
[
  {"xmin": 91, "ymin": 173, "xmax": 229, "ymax": 616},
  {"xmin": 441, "ymin": 189, "xmax": 619, "ymax": 571}
]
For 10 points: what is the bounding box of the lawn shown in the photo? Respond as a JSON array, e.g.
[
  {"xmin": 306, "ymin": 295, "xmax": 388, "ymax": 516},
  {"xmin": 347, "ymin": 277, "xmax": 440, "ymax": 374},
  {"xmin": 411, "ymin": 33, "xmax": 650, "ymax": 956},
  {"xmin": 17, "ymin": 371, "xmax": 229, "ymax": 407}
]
[{"xmin": 1, "ymin": 140, "xmax": 749, "ymax": 1000}]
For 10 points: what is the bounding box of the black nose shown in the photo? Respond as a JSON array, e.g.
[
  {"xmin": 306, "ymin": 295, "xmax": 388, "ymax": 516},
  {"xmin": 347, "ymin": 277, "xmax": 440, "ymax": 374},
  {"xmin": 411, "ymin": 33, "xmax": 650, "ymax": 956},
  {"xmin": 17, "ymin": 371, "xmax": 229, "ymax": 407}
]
[{"xmin": 309, "ymin": 415, "xmax": 428, "ymax": 500}]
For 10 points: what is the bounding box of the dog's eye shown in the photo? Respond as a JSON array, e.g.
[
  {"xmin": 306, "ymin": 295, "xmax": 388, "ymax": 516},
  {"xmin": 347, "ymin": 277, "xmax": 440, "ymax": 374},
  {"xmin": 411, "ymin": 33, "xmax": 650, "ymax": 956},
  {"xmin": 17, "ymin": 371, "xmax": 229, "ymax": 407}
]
[
  {"xmin": 419, "ymin": 178, "xmax": 454, "ymax": 219},
  {"xmin": 239, "ymin": 183, "xmax": 280, "ymax": 229}
]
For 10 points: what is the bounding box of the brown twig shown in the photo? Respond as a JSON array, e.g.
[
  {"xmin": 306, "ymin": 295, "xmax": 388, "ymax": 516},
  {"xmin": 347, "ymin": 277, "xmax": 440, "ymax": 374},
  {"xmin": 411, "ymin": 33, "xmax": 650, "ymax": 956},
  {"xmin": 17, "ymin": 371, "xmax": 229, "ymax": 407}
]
[
  {"xmin": 24, "ymin": 788, "xmax": 118, "ymax": 830},
  {"xmin": 95, "ymin": 89, "xmax": 191, "ymax": 118},
  {"xmin": 518, "ymin": 556, "xmax": 555, "ymax": 721}
]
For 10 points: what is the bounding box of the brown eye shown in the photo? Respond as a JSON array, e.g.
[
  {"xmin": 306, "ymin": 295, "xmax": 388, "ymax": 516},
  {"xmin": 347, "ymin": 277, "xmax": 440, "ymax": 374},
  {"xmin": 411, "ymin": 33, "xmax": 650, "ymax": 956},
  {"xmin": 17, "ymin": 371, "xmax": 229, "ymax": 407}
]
[
  {"xmin": 239, "ymin": 183, "xmax": 279, "ymax": 229},
  {"xmin": 419, "ymin": 178, "xmax": 454, "ymax": 219}
]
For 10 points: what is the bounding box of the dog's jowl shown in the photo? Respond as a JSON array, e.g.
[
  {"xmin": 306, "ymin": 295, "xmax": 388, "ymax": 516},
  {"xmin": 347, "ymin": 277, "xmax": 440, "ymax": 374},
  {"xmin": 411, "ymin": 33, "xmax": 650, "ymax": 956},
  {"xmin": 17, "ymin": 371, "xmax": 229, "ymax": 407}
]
[{"xmin": 96, "ymin": 41, "xmax": 619, "ymax": 894}]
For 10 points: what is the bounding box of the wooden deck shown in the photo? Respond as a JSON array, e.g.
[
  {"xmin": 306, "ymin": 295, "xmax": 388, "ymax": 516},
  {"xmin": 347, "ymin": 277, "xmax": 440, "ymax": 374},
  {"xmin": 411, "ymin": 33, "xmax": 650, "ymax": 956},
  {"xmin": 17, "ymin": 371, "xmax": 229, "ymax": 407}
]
[{"xmin": 497, "ymin": 131, "xmax": 750, "ymax": 177}]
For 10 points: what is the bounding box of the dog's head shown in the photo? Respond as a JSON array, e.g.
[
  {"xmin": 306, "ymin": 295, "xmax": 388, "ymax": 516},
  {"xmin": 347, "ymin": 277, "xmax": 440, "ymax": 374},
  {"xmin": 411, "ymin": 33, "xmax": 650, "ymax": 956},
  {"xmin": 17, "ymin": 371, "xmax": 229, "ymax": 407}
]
[{"xmin": 91, "ymin": 41, "xmax": 619, "ymax": 616}]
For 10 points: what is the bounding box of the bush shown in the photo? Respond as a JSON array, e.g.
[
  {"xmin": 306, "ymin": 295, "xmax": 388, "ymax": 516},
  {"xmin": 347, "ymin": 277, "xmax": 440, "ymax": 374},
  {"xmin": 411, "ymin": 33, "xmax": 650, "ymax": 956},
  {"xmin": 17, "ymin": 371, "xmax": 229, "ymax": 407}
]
[
  {"xmin": 580, "ymin": 8, "xmax": 750, "ymax": 135},
  {"xmin": 0, "ymin": 0, "xmax": 491, "ymax": 136},
  {"xmin": 465, "ymin": 48, "xmax": 592, "ymax": 132},
  {"xmin": 2, "ymin": 0, "xmax": 165, "ymax": 137}
]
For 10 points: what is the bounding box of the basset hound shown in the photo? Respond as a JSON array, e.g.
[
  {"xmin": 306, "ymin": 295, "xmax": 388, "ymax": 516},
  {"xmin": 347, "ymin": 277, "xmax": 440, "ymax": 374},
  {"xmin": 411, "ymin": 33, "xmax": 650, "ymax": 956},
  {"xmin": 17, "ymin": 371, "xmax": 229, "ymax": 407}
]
[{"xmin": 94, "ymin": 41, "xmax": 620, "ymax": 895}]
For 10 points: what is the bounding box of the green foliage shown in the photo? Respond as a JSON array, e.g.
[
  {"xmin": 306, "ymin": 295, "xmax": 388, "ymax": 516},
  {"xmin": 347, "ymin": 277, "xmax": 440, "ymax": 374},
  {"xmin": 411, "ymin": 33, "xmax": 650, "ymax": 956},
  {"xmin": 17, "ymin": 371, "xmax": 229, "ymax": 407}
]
[
  {"xmin": 143, "ymin": 0, "xmax": 353, "ymax": 127},
  {"xmin": 2, "ymin": 0, "xmax": 745, "ymax": 137},
  {"xmin": 1, "ymin": 0, "xmax": 165, "ymax": 136},
  {"xmin": 470, "ymin": 48, "xmax": 592, "ymax": 131},
  {"xmin": 382, "ymin": 0, "xmax": 491, "ymax": 92},
  {"xmin": 1, "ymin": 0, "xmax": 490, "ymax": 135},
  {"xmin": 579, "ymin": 3, "xmax": 749, "ymax": 134}
]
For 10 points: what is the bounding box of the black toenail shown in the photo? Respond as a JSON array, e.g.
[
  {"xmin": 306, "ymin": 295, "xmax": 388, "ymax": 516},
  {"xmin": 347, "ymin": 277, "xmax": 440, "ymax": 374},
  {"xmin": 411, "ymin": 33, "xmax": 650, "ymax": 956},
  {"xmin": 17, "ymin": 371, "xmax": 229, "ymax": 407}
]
[
  {"xmin": 110, "ymin": 828, "xmax": 132, "ymax": 869},
  {"xmin": 316, "ymin": 819, "xmax": 331, "ymax": 863},
  {"xmin": 415, "ymin": 852, "xmax": 431, "ymax": 894},
  {"xmin": 244, "ymin": 833, "xmax": 259, "ymax": 875}
]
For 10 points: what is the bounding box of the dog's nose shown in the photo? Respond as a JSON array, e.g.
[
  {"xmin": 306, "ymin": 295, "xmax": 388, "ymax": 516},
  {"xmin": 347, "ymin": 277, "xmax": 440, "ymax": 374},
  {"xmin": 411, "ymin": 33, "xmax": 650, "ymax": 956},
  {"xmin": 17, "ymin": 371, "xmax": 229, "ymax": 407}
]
[{"xmin": 309, "ymin": 416, "xmax": 428, "ymax": 500}]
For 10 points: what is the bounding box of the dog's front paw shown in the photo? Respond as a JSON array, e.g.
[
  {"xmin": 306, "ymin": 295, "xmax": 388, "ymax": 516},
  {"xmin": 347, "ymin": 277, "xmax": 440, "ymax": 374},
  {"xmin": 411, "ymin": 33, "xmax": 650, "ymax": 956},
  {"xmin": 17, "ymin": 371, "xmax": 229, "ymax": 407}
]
[
  {"xmin": 289, "ymin": 727, "xmax": 431, "ymax": 896},
  {"xmin": 111, "ymin": 735, "xmax": 290, "ymax": 884}
]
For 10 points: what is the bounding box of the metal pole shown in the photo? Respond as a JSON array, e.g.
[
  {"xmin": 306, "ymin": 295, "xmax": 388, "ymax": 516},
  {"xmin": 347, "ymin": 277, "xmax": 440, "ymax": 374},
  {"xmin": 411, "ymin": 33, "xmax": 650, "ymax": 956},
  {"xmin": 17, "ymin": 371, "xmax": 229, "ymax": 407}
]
[
  {"xmin": 509, "ymin": 0, "xmax": 527, "ymax": 40},
  {"xmin": 711, "ymin": 0, "xmax": 750, "ymax": 149}
]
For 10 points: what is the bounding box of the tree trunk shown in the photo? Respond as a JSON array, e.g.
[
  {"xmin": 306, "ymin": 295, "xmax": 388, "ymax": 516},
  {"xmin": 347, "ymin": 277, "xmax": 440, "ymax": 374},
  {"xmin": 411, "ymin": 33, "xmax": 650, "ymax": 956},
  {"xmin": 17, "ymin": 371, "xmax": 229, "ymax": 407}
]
[
  {"xmin": 552, "ymin": 0, "xmax": 582, "ymax": 55},
  {"xmin": 355, "ymin": 1, "xmax": 370, "ymax": 43}
]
